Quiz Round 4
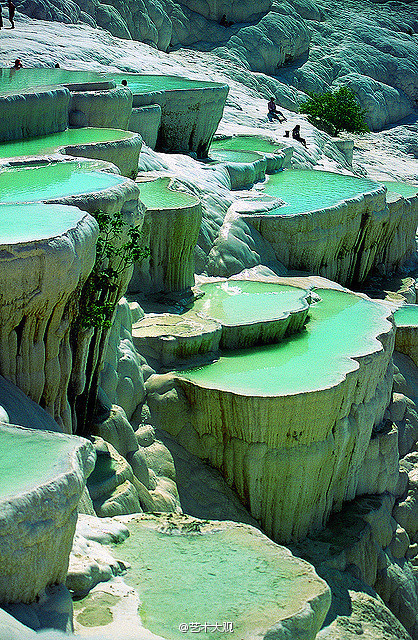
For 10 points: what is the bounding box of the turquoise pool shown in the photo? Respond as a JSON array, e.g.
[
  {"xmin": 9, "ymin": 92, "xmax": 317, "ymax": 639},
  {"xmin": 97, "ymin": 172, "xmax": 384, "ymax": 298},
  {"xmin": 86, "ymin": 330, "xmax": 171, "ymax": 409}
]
[
  {"xmin": 0, "ymin": 203, "xmax": 87, "ymax": 243},
  {"xmin": 0, "ymin": 162, "xmax": 126, "ymax": 203},
  {"xmin": 262, "ymin": 169, "xmax": 381, "ymax": 216}
]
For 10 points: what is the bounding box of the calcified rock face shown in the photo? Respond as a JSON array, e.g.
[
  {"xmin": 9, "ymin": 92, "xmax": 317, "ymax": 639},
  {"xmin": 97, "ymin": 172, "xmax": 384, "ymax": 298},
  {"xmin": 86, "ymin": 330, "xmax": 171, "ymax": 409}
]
[
  {"xmin": 130, "ymin": 177, "xmax": 202, "ymax": 295},
  {"xmin": 69, "ymin": 86, "xmax": 133, "ymax": 130},
  {"xmin": 0, "ymin": 423, "xmax": 95, "ymax": 603},
  {"xmin": 0, "ymin": 87, "xmax": 70, "ymax": 142},
  {"xmin": 0, "ymin": 203, "xmax": 98, "ymax": 433},
  {"xmin": 146, "ymin": 275, "xmax": 396, "ymax": 542},
  {"xmin": 132, "ymin": 84, "xmax": 229, "ymax": 157}
]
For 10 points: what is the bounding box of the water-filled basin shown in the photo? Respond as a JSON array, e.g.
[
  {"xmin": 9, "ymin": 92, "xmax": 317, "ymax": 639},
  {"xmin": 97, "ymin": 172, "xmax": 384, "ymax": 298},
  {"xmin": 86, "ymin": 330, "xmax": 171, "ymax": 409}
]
[
  {"xmin": 261, "ymin": 169, "xmax": 381, "ymax": 216},
  {"xmin": 380, "ymin": 181, "xmax": 418, "ymax": 198},
  {"xmin": 394, "ymin": 304, "xmax": 418, "ymax": 327},
  {"xmin": 0, "ymin": 161, "xmax": 126, "ymax": 203},
  {"xmin": 0, "ymin": 426, "xmax": 83, "ymax": 499},
  {"xmin": 211, "ymin": 136, "xmax": 282, "ymax": 154},
  {"xmin": 138, "ymin": 177, "xmax": 199, "ymax": 209},
  {"xmin": 209, "ymin": 149, "xmax": 262, "ymax": 164},
  {"xmin": 0, "ymin": 128, "xmax": 137, "ymax": 160},
  {"xmin": 0, "ymin": 203, "xmax": 87, "ymax": 243},
  {"xmin": 0, "ymin": 68, "xmax": 222, "ymax": 96},
  {"xmin": 180, "ymin": 288, "xmax": 390, "ymax": 395},
  {"xmin": 193, "ymin": 280, "xmax": 309, "ymax": 326}
]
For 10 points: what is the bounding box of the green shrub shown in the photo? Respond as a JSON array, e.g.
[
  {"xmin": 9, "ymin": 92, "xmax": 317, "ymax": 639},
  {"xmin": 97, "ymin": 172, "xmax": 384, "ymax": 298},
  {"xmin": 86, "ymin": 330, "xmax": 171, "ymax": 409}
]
[{"xmin": 299, "ymin": 86, "xmax": 369, "ymax": 135}]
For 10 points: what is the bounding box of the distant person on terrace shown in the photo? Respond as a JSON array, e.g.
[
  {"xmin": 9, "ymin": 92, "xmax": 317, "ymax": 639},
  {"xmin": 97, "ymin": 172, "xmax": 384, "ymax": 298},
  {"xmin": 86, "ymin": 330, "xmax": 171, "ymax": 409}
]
[
  {"xmin": 11, "ymin": 58, "xmax": 23, "ymax": 69},
  {"xmin": 268, "ymin": 97, "xmax": 287, "ymax": 123},
  {"xmin": 292, "ymin": 124, "xmax": 308, "ymax": 148},
  {"xmin": 8, "ymin": 0, "xmax": 15, "ymax": 28}
]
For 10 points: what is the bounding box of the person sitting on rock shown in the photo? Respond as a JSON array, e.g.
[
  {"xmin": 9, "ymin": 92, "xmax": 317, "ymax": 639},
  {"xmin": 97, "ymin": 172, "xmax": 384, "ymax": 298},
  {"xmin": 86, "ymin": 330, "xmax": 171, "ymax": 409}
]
[
  {"xmin": 292, "ymin": 124, "xmax": 308, "ymax": 148},
  {"xmin": 268, "ymin": 97, "xmax": 287, "ymax": 123},
  {"xmin": 8, "ymin": 0, "xmax": 15, "ymax": 28},
  {"xmin": 219, "ymin": 14, "xmax": 233, "ymax": 27}
]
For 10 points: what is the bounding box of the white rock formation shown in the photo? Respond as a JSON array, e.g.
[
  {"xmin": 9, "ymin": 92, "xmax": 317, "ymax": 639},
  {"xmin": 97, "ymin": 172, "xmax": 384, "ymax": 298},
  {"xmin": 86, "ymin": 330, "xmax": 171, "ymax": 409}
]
[
  {"xmin": 69, "ymin": 86, "xmax": 133, "ymax": 130},
  {"xmin": 0, "ymin": 424, "xmax": 95, "ymax": 603}
]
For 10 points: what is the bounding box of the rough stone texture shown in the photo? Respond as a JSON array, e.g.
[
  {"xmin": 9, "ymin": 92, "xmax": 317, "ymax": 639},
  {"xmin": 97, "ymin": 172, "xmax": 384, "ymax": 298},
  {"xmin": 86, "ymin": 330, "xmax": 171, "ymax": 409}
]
[
  {"xmin": 61, "ymin": 133, "xmax": 143, "ymax": 179},
  {"xmin": 69, "ymin": 87, "xmax": 132, "ymax": 130},
  {"xmin": 0, "ymin": 87, "xmax": 70, "ymax": 143},
  {"xmin": 100, "ymin": 299, "xmax": 148, "ymax": 421},
  {"xmin": 179, "ymin": 0, "xmax": 272, "ymax": 22},
  {"xmin": 132, "ymin": 311, "xmax": 222, "ymax": 368},
  {"xmin": 128, "ymin": 104, "xmax": 161, "ymax": 150},
  {"xmin": 395, "ymin": 326, "xmax": 418, "ymax": 368},
  {"xmin": 132, "ymin": 84, "xmax": 229, "ymax": 157},
  {"xmin": 0, "ymin": 207, "xmax": 98, "ymax": 433},
  {"xmin": 0, "ymin": 424, "xmax": 95, "ymax": 604},
  {"xmin": 145, "ymin": 275, "xmax": 396, "ymax": 542},
  {"xmin": 129, "ymin": 180, "xmax": 202, "ymax": 295},
  {"xmin": 219, "ymin": 154, "xmax": 268, "ymax": 190}
]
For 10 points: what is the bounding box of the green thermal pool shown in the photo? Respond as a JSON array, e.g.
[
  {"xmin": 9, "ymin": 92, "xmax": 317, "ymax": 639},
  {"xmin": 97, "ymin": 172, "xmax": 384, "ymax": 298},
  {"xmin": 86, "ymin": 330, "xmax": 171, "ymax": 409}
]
[
  {"xmin": 180, "ymin": 288, "xmax": 391, "ymax": 395},
  {"xmin": 138, "ymin": 177, "xmax": 199, "ymax": 209},
  {"xmin": 0, "ymin": 203, "xmax": 86, "ymax": 243},
  {"xmin": 0, "ymin": 162, "xmax": 126, "ymax": 203},
  {"xmin": 0, "ymin": 68, "xmax": 222, "ymax": 96},
  {"xmin": 209, "ymin": 149, "xmax": 262, "ymax": 164},
  {"xmin": 380, "ymin": 181, "xmax": 418, "ymax": 198},
  {"xmin": 0, "ymin": 428, "xmax": 76, "ymax": 499},
  {"xmin": 0, "ymin": 128, "xmax": 136, "ymax": 160},
  {"xmin": 394, "ymin": 304, "xmax": 418, "ymax": 327},
  {"xmin": 103, "ymin": 519, "xmax": 315, "ymax": 640},
  {"xmin": 193, "ymin": 281, "xmax": 309, "ymax": 325},
  {"xmin": 261, "ymin": 169, "xmax": 381, "ymax": 216},
  {"xmin": 210, "ymin": 136, "xmax": 282, "ymax": 154}
]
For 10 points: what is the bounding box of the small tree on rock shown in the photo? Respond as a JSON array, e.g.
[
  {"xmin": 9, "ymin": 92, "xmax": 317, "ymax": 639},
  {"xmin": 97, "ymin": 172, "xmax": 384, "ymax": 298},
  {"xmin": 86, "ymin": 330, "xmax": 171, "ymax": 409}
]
[{"xmin": 299, "ymin": 86, "xmax": 369, "ymax": 135}]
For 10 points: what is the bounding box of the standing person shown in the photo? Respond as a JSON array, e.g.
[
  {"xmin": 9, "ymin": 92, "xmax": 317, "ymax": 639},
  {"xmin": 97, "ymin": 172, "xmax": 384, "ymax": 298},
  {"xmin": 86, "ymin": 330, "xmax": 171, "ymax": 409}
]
[
  {"xmin": 8, "ymin": 0, "xmax": 15, "ymax": 28},
  {"xmin": 267, "ymin": 97, "xmax": 287, "ymax": 123},
  {"xmin": 0, "ymin": 7, "xmax": 3, "ymax": 29}
]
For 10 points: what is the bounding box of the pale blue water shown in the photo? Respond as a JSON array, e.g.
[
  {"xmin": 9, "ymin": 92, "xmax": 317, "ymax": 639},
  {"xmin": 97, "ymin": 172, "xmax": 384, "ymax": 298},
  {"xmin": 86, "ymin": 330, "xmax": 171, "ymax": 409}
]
[
  {"xmin": 0, "ymin": 162, "xmax": 125, "ymax": 203},
  {"xmin": 181, "ymin": 288, "xmax": 391, "ymax": 395},
  {"xmin": 0, "ymin": 203, "xmax": 85, "ymax": 243},
  {"xmin": 394, "ymin": 304, "xmax": 418, "ymax": 327},
  {"xmin": 262, "ymin": 169, "xmax": 381, "ymax": 216},
  {"xmin": 192, "ymin": 281, "xmax": 308, "ymax": 325},
  {"xmin": 0, "ymin": 68, "xmax": 222, "ymax": 96},
  {"xmin": 0, "ymin": 128, "xmax": 135, "ymax": 160},
  {"xmin": 381, "ymin": 181, "xmax": 418, "ymax": 198}
]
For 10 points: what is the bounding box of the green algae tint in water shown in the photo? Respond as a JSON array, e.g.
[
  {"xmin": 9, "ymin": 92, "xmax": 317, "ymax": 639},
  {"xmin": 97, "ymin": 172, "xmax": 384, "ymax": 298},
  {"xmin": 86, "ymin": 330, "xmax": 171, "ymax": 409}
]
[
  {"xmin": 211, "ymin": 136, "xmax": 282, "ymax": 153},
  {"xmin": 193, "ymin": 281, "xmax": 308, "ymax": 325},
  {"xmin": 181, "ymin": 288, "xmax": 391, "ymax": 395},
  {"xmin": 0, "ymin": 203, "xmax": 85, "ymax": 244},
  {"xmin": 0, "ymin": 429, "xmax": 75, "ymax": 499},
  {"xmin": 0, "ymin": 128, "xmax": 135, "ymax": 160},
  {"xmin": 263, "ymin": 169, "xmax": 381, "ymax": 216},
  {"xmin": 0, "ymin": 163, "xmax": 125, "ymax": 203},
  {"xmin": 381, "ymin": 181, "xmax": 418, "ymax": 198},
  {"xmin": 139, "ymin": 177, "xmax": 199, "ymax": 209},
  {"xmin": 394, "ymin": 304, "xmax": 418, "ymax": 327},
  {"xmin": 113, "ymin": 524, "xmax": 300, "ymax": 640}
]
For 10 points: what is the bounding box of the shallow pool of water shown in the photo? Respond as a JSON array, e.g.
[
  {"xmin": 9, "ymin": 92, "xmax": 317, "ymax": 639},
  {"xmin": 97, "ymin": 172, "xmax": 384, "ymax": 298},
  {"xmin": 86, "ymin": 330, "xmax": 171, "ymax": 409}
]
[
  {"xmin": 211, "ymin": 136, "xmax": 282, "ymax": 154},
  {"xmin": 0, "ymin": 128, "xmax": 135, "ymax": 160},
  {"xmin": 0, "ymin": 68, "xmax": 222, "ymax": 96},
  {"xmin": 111, "ymin": 520, "xmax": 310, "ymax": 640},
  {"xmin": 0, "ymin": 203, "xmax": 86, "ymax": 243},
  {"xmin": 394, "ymin": 304, "xmax": 418, "ymax": 327},
  {"xmin": 0, "ymin": 428, "xmax": 76, "ymax": 499},
  {"xmin": 209, "ymin": 149, "xmax": 261, "ymax": 164},
  {"xmin": 261, "ymin": 169, "xmax": 381, "ymax": 216},
  {"xmin": 193, "ymin": 281, "xmax": 308, "ymax": 325},
  {"xmin": 381, "ymin": 181, "xmax": 418, "ymax": 198},
  {"xmin": 180, "ymin": 288, "xmax": 390, "ymax": 395},
  {"xmin": 0, "ymin": 162, "xmax": 125, "ymax": 203},
  {"xmin": 138, "ymin": 177, "xmax": 199, "ymax": 209}
]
